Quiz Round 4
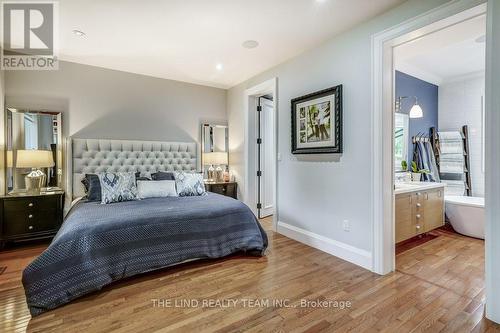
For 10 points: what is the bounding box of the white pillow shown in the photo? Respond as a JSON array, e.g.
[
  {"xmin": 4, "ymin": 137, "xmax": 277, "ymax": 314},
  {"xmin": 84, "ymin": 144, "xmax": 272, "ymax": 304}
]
[{"xmin": 137, "ymin": 180, "xmax": 178, "ymax": 199}]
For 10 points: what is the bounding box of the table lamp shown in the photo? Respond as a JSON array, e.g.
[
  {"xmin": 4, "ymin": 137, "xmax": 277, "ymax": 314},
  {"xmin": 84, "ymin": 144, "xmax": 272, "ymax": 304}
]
[
  {"xmin": 16, "ymin": 150, "xmax": 55, "ymax": 194},
  {"xmin": 204, "ymin": 152, "xmax": 228, "ymax": 182}
]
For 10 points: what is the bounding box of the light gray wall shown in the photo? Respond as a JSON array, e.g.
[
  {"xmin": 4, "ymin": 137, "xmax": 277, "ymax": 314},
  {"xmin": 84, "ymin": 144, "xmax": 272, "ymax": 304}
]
[
  {"xmin": 227, "ymin": 0, "xmax": 450, "ymax": 253},
  {"xmin": 5, "ymin": 61, "xmax": 227, "ymax": 143}
]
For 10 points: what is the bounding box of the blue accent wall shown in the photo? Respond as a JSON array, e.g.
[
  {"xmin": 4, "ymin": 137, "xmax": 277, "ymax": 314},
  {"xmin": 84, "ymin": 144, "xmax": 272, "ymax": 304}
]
[{"xmin": 395, "ymin": 71, "xmax": 438, "ymax": 162}]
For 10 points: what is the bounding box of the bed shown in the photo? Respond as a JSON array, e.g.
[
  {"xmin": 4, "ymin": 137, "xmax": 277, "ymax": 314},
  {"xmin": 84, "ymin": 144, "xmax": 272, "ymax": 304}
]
[{"xmin": 22, "ymin": 139, "xmax": 268, "ymax": 316}]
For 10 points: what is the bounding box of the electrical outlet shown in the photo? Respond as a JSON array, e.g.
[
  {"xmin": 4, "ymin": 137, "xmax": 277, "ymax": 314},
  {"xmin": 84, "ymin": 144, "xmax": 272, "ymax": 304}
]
[
  {"xmin": 342, "ymin": 220, "xmax": 350, "ymax": 232},
  {"xmin": 277, "ymin": 153, "xmax": 282, "ymax": 161}
]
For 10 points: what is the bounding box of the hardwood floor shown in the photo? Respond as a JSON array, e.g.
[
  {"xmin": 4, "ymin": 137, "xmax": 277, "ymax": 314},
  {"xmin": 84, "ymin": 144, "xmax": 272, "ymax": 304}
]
[{"xmin": 0, "ymin": 216, "xmax": 498, "ymax": 332}]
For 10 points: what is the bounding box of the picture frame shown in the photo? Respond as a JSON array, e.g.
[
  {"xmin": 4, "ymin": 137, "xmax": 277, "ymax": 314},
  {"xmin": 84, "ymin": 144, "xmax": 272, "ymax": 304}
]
[{"xmin": 291, "ymin": 85, "xmax": 343, "ymax": 154}]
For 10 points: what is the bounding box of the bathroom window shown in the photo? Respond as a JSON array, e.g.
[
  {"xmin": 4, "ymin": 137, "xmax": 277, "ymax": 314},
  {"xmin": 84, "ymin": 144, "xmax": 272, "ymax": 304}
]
[{"xmin": 394, "ymin": 113, "xmax": 409, "ymax": 171}]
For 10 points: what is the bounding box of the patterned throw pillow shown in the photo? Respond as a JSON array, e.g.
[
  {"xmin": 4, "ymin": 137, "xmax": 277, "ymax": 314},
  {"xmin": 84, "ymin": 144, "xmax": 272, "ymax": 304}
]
[
  {"xmin": 98, "ymin": 172, "xmax": 138, "ymax": 204},
  {"xmin": 174, "ymin": 172, "xmax": 206, "ymax": 196}
]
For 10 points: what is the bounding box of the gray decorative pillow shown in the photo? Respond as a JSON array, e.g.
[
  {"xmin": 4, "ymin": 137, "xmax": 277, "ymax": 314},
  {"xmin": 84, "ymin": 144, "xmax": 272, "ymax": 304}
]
[
  {"xmin": 151, "ymin": 171, "xmax": 175, "ymax": 181},
  {"xmin": 174, "ymin": 172, "xmax": 206, "ymax": 196},
  {"xmin": 98, "ymin": 172, "xmax": 138, "ymax": 204}
]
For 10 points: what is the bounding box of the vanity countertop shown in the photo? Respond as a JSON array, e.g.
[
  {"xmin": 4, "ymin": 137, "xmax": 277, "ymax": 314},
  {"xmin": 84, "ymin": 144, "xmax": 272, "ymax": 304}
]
[{"xmin": 394, "ymin": 182, "xmax": 445, "ymax": 195}]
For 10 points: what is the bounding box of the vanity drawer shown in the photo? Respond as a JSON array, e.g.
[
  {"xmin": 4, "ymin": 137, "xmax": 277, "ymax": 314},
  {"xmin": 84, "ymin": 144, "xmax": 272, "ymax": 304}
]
[
  {"xmin": 413, "ymin": 191, "xmax": 426, "ymax": 204},
  {"xmin": 414, "ymin": 210, "xmax": 425, "ymax": 235}
]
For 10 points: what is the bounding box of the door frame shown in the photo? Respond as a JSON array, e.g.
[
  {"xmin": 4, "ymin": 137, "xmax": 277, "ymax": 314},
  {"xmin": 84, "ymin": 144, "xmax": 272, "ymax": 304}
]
[
  {"xmin": 244, "ymin": 78, "xmax": 278, "ymax": 231},
  {"xmin": 371, "ymin": 0, "xmax": 486, "ymax": 275},
  {"xmin": 372, "ymin": 0, "xmax": 500, "ymax": 323}
]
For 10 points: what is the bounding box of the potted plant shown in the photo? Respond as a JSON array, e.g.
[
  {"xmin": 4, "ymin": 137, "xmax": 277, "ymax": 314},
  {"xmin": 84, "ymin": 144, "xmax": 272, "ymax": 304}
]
[
  {"xmin": 400, "ymin": 160, "xmax": 412, "ymax": 182},
  {"xmin": 401, "ymin": 160, "xmax": 408, "ymax": 172},
  {"xmin": 410, "ymin": 161, "xmax": 430, "ymax": 181}
]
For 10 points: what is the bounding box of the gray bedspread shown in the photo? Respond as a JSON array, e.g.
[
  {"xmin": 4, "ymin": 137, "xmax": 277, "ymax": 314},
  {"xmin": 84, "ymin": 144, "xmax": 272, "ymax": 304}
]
[{"xmin": 22, "ymin": 193, "xmax": 267, "ymax": 316}]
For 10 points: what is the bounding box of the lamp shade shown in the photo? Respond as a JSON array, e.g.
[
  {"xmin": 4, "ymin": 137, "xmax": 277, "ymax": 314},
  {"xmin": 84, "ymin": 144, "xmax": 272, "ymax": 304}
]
[
  {"xmin": 203, "ymin": 152, "xmax": 228, "ymax": 165},
  {"xmin": 409, "ymin": 104, "xmax": 423, "ymax": 118},
  {"xmin": 16, "ymin": 150, "xmax": 55, "ymax": 168}
]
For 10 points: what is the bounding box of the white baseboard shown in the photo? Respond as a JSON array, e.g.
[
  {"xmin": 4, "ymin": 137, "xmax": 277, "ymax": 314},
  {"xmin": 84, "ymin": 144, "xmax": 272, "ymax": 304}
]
[{"xmin": 277, "ymin": 221, "xmax": 373, "ymax": 271}]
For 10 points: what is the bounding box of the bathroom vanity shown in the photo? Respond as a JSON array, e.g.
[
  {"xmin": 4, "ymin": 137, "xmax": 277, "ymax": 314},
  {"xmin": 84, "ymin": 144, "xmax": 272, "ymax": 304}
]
[{"xmin": 395, "ymin": 182, "xmax": 445, "ymax": 243}]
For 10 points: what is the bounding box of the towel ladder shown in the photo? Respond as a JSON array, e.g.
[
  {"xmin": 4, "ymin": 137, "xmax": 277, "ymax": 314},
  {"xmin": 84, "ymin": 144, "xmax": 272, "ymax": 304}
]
[{"xmin": 430, "ymin": 126, "xmax": 472, "ymax": 196}]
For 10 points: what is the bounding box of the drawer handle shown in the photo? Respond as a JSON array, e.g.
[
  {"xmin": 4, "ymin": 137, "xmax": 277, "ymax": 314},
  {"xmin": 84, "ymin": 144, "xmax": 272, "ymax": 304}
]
[
  {"xmin": 416, "ymin": 214, "xmax": 421, "ymax": 219},
  {"xmin": 416, "ymin": 203, "xmax": 421, "ymax": 207},
  {"xmin": 416, "ymin": 225, "xmax": 421, "ymax": 230},
  {"xmin": 416, "ymin": 192, "xmax": 421, "ymax": 196},
  {"xmin": 28, "ymin": 214, "xmax": 33, "ymax": 219},
  {"xmin": 28, "ymin": 225, "xmax": 34, "ymax": 230},
  {"xmin": 28, "ymin": 202, "xmax": 34, "ymax": 207}
]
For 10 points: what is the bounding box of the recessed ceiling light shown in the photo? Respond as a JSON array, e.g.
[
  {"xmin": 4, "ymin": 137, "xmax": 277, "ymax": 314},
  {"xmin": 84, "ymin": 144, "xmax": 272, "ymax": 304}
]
[
  {"xmin": 72, "ymin": 29, "xmax": 86, "ymax": 37},
  {"xmin": 475, "ymin": 35, "xmax": 486, "ymax": 43},
  {"xmin": 215, "ymin": 63, "xmax": 223, "ymax": 71},
  {"xmin": 242, "ymin": 40, "xmax": 259, "ymax": 49}
]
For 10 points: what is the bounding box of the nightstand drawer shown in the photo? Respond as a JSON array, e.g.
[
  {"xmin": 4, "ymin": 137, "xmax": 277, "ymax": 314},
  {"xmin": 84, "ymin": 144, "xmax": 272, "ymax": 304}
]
[
  {"xmin": 3, "ymin": 209, "xmax": 59, "ymax": 237},
  {"xmin": 3, "ymin": 196, "xmax": 59, "ymax": 213},
  {"xmin": 208, "ymin": 183, "xmax": 236, "ymax": 197}
]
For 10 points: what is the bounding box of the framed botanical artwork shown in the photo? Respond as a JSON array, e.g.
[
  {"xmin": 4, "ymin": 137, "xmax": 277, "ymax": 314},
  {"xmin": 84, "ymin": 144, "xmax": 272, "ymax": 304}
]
[{"xmin": 291, "ymin": 85, "xmax": 343, "ymax": 154}]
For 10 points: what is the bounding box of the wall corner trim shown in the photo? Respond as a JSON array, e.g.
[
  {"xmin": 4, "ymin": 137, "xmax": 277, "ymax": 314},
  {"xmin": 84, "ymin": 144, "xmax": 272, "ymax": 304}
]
[{"xmin": 277, "ymin": 221, "xmax": 373, "ymax": 271}]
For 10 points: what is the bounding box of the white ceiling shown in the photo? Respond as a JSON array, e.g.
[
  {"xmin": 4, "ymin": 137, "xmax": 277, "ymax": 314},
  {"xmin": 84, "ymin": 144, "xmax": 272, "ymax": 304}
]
[
  {"xmin": 394, "ymin": 14, "xmax": 486, "ymax": 85},
  {"xmin": 55, "ymin": 0, "xmax": 403, "ymax": 88}
]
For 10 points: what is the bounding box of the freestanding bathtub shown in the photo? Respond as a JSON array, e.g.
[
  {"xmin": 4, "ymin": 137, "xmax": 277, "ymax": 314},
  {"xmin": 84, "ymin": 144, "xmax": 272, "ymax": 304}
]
[{"xmin": 445, "ymin": 195, "xmax": 484, "ymax": 239}]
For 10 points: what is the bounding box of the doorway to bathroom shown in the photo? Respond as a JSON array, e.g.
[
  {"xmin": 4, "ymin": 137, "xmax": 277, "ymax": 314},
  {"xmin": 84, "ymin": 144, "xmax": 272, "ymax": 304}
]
[
  {"xmin": 393, "ymin": 11, "xmax": 486, "ymax": 257},
  {"xmin": 372, "ymin": 0, "xmax": 500, "ymax": 323},
  {"xmin": 378, "ymin": 1, "xmax": 491, "ymax": 319},
  {"xmin": 372, "ymin": 0, "xmax": 488, "ymax": 271}
]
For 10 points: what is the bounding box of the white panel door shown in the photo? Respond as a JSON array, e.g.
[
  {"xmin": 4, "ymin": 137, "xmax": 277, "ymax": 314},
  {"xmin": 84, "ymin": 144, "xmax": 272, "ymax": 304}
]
[{"xmin": 259, "ymin": 97, "xmax": 275, "ymax": 218}]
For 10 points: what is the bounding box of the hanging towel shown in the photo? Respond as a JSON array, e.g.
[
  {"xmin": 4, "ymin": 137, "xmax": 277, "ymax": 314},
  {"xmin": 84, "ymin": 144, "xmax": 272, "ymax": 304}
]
[
  {"xmin": 412, "ymin": 140, "xmax": 439, "ymax": 182},
  {"xmin": 438, "ymin": 130, "xmax": 465, "ymax": 174},
  {"xmin": 437, "ymin": 131, "xmax": 463, "ymax": 140},
  {"xmin": 439, "ymin": 155, "xmax": 465, "ymax": 174},
  {"xmin": 440, "ymin": 140, "xmax": 463, "ymax": 154},
  {"xmin": 438, "ymin": 130, "xmax": 466, "ymax": 196},
  {"xmin": 424, "ymin": 141, "xmax": 440, "ymax": 182}
]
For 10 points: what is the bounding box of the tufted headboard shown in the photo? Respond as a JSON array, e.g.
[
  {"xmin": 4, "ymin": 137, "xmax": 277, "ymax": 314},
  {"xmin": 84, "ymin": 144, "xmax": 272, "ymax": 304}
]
[{"xmin": 70, "ymin": 138, "xmax": 198, "ymax": 198}]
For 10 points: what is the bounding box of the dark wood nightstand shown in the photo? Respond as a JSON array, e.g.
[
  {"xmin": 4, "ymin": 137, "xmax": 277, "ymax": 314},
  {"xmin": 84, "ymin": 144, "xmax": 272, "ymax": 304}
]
[
  {"xmin": 204, "ymin": 181, "xmax": 237, "ymax": 199},
  {"xmin": 0, "ymin": 190, "xmax": 64, "ymax": 249}
]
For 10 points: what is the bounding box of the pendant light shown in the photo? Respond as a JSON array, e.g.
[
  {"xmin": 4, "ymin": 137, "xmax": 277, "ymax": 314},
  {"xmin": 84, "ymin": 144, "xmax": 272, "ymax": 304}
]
[{"xmin": 396, "ymin": 96, "xmax": 423, "ymax": 119}]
